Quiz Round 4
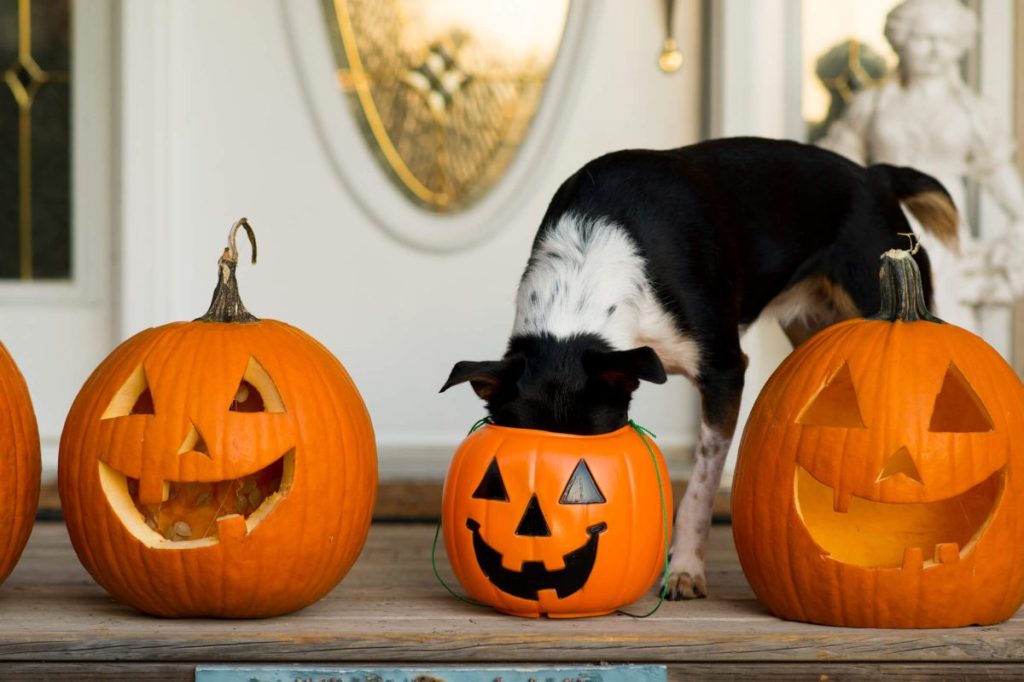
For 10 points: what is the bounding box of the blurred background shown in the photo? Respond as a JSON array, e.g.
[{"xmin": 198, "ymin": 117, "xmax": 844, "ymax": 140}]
[{"xmin": 1, "ymin": 0, "xmax": 1021, "ymax": 500}]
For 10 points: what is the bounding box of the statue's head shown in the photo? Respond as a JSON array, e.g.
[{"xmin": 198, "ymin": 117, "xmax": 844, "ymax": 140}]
[{"xmin": 885, "ymin": 0, "xmax": 976, "ymax": 80}]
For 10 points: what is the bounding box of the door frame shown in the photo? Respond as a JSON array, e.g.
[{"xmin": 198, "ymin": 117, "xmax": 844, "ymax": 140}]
[{"xmin": 116, "ymin": 1, "xmax": 178, "ymax": 337}]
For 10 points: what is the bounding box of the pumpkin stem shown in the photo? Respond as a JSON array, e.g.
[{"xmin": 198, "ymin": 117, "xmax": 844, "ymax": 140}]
[
  {"xmin": 196, "ymin": 218, "xmax": 259, "ymax": 323},
  {"xmin": 867, "ymin": 247, "xmax": 943, "ymax": 324}
]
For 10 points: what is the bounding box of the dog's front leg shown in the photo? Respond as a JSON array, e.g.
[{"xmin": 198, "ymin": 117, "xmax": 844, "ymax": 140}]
[{"xmin": 665, "ymin": 364, "xmax": 743, "ymax": 600}]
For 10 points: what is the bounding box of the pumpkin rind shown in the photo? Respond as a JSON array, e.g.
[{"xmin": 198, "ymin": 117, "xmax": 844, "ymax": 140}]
[
  {"xmin": 443, "ymin": 424, "xmax": 671, "ymax": 618},
  {"xmin": 58, "ymin": 220, "xmax": 377, "ymax": 618},
  {"xmin": 0, "ymin": 342, "xmax": 41, "ymax": 585},
  {"xmin": 733, "ymin": 251, "xmax": 1024, "ymax": 628},
  {"xmin": 59, "ymin": 320, "xmax": 377, "ymax": 617}
]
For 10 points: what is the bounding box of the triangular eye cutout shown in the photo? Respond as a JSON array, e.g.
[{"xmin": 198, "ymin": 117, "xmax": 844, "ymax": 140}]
[
  {"xmin": 929, "ymin": 362, "xmax": 993, "ymax": 433},
  {"xmin": 229, "ymin": 357, "xmax": 285, "ymax": 413},
  {"xmin": 560, "ymin": 459, "xmax": 606, "ymax": 504},
  {"xmin": 472, "ymin": 457, "xmax": 509, "ymax": 501},
  {"xmin": 876, "ymin": 446, "xmax": 924, "ymax": 484},
  {"xmin": 230, "ymin": 381, "xmax": 265, "ymax": 413},
  {"xmin": 797, "ymin": 361, "xmax": 866, "ymax": 428},
  {"xmin": 101, "ymin": 364, "xmax": 156, "ymax": 419}
]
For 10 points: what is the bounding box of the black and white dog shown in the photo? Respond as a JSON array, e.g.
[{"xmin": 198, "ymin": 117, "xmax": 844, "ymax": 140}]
[{"xmin": 442, "ymin": 137, "xmax": 957, "ymax": 600}]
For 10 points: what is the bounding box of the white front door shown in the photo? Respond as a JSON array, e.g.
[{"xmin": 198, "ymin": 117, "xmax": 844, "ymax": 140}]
[{"xmin": 0, "ymin": 0, "xmax": 115, "ymax": 476}]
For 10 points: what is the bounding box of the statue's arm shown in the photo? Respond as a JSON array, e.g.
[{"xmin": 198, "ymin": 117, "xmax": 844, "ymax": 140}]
[
  {"xmin": 969, "ymin": 98, "xmax": 1024, "ymax": 222},
  {"xmin": 979, "ymin": 164, "xmax": 1024, "ymax": 223},
  {"xmin": 816, "ymin": 90, "xmax": 876, "ymax": 165}
]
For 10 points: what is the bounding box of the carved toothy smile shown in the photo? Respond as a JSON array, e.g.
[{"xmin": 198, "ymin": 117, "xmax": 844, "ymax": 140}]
[
  {"xmin": 795, "ymin": 464, "xmax": 1004, "ymax": 569},
  {"xmin": 466, "ymin": 518, "xmax": 607, "ymax": 601},
  {"xmin": 98, "ymin": 449, "xmax": 295, "ymax": 549}
]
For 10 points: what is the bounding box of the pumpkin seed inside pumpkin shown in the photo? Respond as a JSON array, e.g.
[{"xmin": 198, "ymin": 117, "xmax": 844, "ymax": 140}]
[{"xmin": 125, "ymin": 455, "xmax": 285, "ymax": 541}]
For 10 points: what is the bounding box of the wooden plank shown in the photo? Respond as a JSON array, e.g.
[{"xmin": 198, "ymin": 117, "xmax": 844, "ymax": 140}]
[
  {"xmin": 667, "ymin": 664, "xmax": 1024, "ymax": 680},
  {"xmin": 0, "ymin": 662, "xmax": 1023, "ymax": 681},
  {"xmin": 0, "ymin": 663, "xmax": 194, "ymax": 681},
  {"xmin": 1, "ymin": 523, "xmax": 1021, "ymax": 664}
]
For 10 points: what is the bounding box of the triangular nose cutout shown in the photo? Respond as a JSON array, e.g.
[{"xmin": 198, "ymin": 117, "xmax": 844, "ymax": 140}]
[
  {"xmin": 877, "ymin": 446, "xmax": 923, "ymax": 484},
  {"xmin": 929, "ymin": 362, "xmax": 994, "ymax": 433},
  {"xmin": 176, "ymin": 421, "xmax": 211, "ymax": 457},
  {"xmin": 515, "ymin": 494, "xmax": 552, "ymax": 537},
  {"xmin": 797, "ymin": 361, "xmax": 866, "ymax": 428}
]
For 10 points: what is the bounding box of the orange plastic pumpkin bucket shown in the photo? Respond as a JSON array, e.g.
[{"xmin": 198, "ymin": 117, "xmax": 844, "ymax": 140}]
[{"xmin": 442, "ymin": 423, "xmax": 671, "ymax": 618}]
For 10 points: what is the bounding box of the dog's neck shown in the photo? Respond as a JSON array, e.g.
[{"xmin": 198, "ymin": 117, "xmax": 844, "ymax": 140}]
[{"xmin": 512, "ymin": 214, "xmax": 647, "ymax": 350}]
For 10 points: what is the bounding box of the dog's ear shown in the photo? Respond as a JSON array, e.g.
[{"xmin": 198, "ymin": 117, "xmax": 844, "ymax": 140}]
[
  {"xmin": 440, "ymin": 358, "xmax": 524, "ymax": 401},
  {"xmin": 583, "ymin": 346, "xmax": 667, "ymax": 393}
]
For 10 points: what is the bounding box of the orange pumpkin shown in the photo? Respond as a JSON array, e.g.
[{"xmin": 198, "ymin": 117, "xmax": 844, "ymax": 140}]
[
  {"xmin": 0, "ymin": 342, "xmax": 40, "ymax": 585},
  {"xmin": 443, "ymin": 424, "xmax": 670, "ymax": 618},
  {"xmin": 733, "ymin": 249, "xmax": 1024, "ymax": 628},
  {"xmin": 59, "ymin": 219, "xmax": 377, "ymax": 617}
]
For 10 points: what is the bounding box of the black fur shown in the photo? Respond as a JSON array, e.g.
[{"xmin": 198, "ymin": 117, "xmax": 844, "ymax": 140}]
[
  {"xmin": 444, "ymin": 137, "xmax": 953, "ymax": 436},
  {"xmin": 442, "ymin": 334, "xmax": 666, "ymax": 434}
]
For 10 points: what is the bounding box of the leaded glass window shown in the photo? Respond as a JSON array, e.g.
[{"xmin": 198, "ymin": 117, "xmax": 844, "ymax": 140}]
[{"xmin": 1, "ymin": 0, "xmax": 72, "ymax": 280}]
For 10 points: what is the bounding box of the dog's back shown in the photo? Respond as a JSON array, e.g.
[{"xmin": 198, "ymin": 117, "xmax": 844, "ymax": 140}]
[{"xmin": 530, "ymin": 137, "xmax": 953, "ymax": 339}]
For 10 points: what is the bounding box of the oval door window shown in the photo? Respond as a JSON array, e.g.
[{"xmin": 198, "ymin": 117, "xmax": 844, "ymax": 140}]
[
  {"xmin": 323, "ymin": 0, "xmax": 571, "ymax": 214},
  {"xmin": 286, "ymin": 1, "xmax": 588, "ymax": 250}
]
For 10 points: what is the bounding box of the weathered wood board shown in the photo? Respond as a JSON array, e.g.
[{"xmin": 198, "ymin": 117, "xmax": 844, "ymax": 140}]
[{"xmin": 0, "ymin": 522, "xmax": 1020, "ymax": 680}]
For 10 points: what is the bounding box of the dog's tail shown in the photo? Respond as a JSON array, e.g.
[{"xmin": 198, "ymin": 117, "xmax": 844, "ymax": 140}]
[{"xmin": 869, "ymin": 164, "xmax": 959, "ymax": 252}]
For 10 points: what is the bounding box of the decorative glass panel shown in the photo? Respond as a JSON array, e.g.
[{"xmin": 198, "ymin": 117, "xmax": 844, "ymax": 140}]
[
  {"xmin": 0, "ymin": 0, "xmax": 71, "ymax": 280},
  {"xmin": 323, "ymin": 0, "xmax": 570, "ymax": 212},
  {"xmin": 802, "ymin": 0, "xmax": 899, "ymax": 142}
]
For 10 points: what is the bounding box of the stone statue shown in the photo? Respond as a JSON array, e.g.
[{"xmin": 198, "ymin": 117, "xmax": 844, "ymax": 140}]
[
  {"xmin": 808, "ymin": 39, "xmax": 888, "ymax": 144},
  {"xmin": 818, "ymin": 0, "xmax": 1024, "ymax": 332}
]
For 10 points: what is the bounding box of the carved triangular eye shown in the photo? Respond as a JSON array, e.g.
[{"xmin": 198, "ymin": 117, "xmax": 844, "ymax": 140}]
[
  {"xmin": 560, "ymin": 459, "xmax": 606, "ymax": 504},
  {"xmin": 229, "ymin": 357, "xmax": 285, "ymax": 413},
  {"xmin": 929, "ymin": 362, "xmax": 993, "ymax": 433},
  {"xmin": 472, "ymin": 457, "xmax": 509, "ymax": 501},
  {"xmin": 797, "ymin": 361, "xmax": 866, "ymax": 428},
  {"xmin": 230, "ymin": 381, "xmax": 265, "ymax": 413},
  {"xmin": 101, "ymin": 364, "xmax": 156, "ymax": 419}
]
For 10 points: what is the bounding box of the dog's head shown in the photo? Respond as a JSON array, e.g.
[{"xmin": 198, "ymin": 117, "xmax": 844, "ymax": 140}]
[{"xmin": 441, "ymin": 333, "xmax": 667, "ymax": 435}]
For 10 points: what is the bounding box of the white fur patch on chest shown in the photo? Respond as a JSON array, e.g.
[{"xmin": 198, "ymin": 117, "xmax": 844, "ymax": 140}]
[{"xmin": 513, "ymin": 213, "xmax": 702, "ymax": 378}]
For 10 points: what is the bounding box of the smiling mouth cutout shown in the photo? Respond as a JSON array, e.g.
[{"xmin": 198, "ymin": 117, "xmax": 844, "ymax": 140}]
[
  {"xmin": 795, "ymin": 464, "xmax": 1004, "ymax": 569},
  {"xmin": 99, "ymin": 450, "xmax": 295, "ymax": 549},
  {"xmin": 466, "ymin": 518, "xmax": 607, "ymax": 600}
]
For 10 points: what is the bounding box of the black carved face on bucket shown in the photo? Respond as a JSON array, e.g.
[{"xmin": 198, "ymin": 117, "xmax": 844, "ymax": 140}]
[
  {"xmin": 465, "ymin": 457, "xmax": 608, "ymax": 601},
  {"xmin": 465, "ymin": 519, "xmax": 607, "ymax": 600}
]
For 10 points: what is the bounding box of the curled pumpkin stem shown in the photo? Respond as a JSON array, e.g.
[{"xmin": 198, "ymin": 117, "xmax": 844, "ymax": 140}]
[
  {"xmin": 226, "ymin": 218, "xmax": 258, "ymax": 268},
  {"xmin": 197, "ymin": 218, "xmax": 259, "ymax": 323},
  {"xmin": 895, "ymin": 232, "xmax": 921, "ymax": 255},
  {"xmin": 868, "ymin": 248, "xmax": 943, "ymax": 324}
]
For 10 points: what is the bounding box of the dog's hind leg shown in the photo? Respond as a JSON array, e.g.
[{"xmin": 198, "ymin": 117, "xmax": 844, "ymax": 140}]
[
  {"xmin": 665, "ymin": 346, "xmax": 745, "ymax": 600},
  {"xmin": 772, "ymin": 275, "xmax": 863, "ymax": 348}
]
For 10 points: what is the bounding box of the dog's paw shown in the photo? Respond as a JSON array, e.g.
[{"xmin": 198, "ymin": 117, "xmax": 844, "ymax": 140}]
[{"xmin": 664, "ymin": 570, "xmax": 707, "ymax": 600}]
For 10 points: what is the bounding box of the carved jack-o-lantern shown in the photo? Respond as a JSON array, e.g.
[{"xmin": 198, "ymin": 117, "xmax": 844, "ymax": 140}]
[
  {"xmin": 0, "ymin": 342, "xmax": 40, "ymax": 585},
  {"xmin": 443, "ymin": 424, "xmax": 670, "ymax": 618},
  {"xmin": 59, "ymin": 221, "xmax": 377, "ymax": 617},
  {"xmin": 733, "ymin": 250, "xmax": 1024, "ymax": 628}
]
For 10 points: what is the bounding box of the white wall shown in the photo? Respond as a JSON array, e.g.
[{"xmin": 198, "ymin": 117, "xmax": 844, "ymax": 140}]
[
  {"xmin": 706, "ymin": 0, "xmax": 804, "ymax": 481},
  {"xmin": 118, "ymin": 0, "xmax": 704, "ymax": 478}
]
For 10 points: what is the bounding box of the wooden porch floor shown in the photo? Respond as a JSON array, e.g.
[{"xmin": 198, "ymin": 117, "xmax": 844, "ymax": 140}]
[{"xmin": 2, "ymin": 522, "xmax": 1022, "ymax": 680}]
